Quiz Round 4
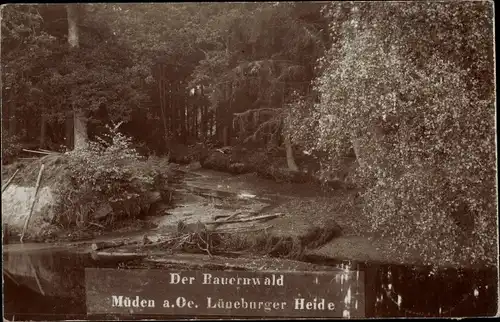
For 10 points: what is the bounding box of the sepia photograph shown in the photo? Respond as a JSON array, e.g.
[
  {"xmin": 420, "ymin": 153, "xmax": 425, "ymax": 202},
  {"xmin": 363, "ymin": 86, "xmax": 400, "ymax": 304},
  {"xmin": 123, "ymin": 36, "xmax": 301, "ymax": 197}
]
[{"xmin": 1, "ymin": 1, "xmax": 498, "ymax": 320}]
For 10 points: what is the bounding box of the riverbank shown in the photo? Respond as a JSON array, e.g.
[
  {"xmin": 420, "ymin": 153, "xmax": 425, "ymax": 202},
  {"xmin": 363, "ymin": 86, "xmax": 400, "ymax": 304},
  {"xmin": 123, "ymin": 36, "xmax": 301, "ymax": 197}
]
[
  {"xmin": 1, "ymin": 153, "xmax": 172, "ymax": 243},
  {"xmin": 3, "ymin": 156, "xmax": 495, "ymax": 270},
  {"xmin": 155, "ymin": 163, "xmax": 495, "ymax": 270},
  {"xmin": 4, "ymin": 164, "xmax": 497, "ymax": 319}
]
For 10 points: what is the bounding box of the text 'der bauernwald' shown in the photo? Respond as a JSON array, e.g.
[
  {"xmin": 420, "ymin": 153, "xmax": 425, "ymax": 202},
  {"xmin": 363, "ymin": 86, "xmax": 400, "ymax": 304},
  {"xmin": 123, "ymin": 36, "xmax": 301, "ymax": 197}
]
[{"xmin": 85, "ymin": 269, "xmax": 365, "ymax": 318}]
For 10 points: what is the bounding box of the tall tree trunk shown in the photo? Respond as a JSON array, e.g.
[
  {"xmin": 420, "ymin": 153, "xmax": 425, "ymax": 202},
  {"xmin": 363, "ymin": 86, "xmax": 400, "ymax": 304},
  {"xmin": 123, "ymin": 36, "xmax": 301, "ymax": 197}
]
[
  {"xmin": 159, "ymin": 66, "xmax": 168, "ymax": 144},
  {"xmin": 209, "ymin": 110, "xmax": 214, "ymax": 139},
  {"xmin": 191, "ymin": 97, "xmax": 195, "ymax": 140},
  {"xmin": 186, "ymin": 102, "xmax": 190, "ymax": 141},
  {"xmin": 73, "ymin": 110, "xmax": 88, "ymax": 150},
  {"xmin": 224, "ymin": 82, "xmax": 233, "ymax": 147},
  {"xmin": 179, "ymin": 83, "xmax": 186, "ymax": 144},
  {"xmin": 168, "ymin": 81, "xmax": 173, "ymax": 135},
  {"xmin": 67, "ymin": 4, "xmax": 87, "ymax": 150},
  {"xmin": 174, "ymin": 81, "xmax": 180, "ymax": 140},
  {"xmin": 194, "ymin": 104, "xmax": 198, "ymax": 141},
  {"xmin": 203, "ymin": 106, "xmax": 208, "ymax": 141},
  {"xmin": 219, "ymin": 84, "xmax": 229, "ymax": 146},
  {"xmin": 283, "ymin": 80, "xmax": 298, "ymax": 172},
  {"xmin": 185, "ymin": 93, "xmax": 191, "ymax": 142},
  {"xmin": 200, "ymin": 86, "xmax": 207, "ymax": 142},
  {"xmin": 223, "ymin": 126, "xmax": 229, "ymax": 147},
  {"xmin": 284, "ymin": 133, "xmax": 299, "ymax": 172},
  {"xmin": 65, "ymin": 111, "xmax": 73, "ymax": 149},
  {"xmin": 215, "ymin": 106, "xmax": 221, "ymax": 144}
]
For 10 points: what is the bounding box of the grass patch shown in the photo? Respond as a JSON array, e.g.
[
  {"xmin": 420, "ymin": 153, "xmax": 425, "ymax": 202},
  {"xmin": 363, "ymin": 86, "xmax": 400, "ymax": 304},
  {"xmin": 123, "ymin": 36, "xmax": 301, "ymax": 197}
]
[{"xmin": 1, "ymin": 154, "xmax": 70, "ymax": 187}]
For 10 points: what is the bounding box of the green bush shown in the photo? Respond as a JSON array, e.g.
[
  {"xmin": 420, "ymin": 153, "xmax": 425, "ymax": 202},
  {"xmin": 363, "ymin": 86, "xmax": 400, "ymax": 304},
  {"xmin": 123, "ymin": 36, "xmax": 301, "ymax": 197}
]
[
  {"xmin": 54, "ymin": 124, "xmax": 169, "ymax": 227},
  {"xmin": 298, "ymin": 2, "xmax": 496, "ymax": 267}
]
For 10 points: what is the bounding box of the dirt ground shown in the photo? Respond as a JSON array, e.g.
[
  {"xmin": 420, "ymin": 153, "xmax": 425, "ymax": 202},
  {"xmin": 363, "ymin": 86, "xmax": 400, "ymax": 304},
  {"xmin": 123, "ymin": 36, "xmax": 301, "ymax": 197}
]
[{"xmin": 134, "ymin": 164, "xmax": 424, "ymax": 266}]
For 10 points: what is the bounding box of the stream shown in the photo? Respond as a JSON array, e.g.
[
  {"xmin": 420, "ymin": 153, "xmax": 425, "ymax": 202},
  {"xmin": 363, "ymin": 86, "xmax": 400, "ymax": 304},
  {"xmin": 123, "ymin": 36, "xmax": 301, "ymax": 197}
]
[
  {"xmin": 3, "ymin": 249, "xmax": 497, "ymax": 319},
  {"xmin": 3, "ymin": 167, "xmax": 498, "ymax": 319}
]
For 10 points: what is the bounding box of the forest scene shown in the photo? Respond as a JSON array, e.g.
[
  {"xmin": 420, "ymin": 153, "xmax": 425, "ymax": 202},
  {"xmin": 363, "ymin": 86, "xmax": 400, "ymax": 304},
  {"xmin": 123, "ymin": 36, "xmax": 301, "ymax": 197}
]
[{"xmin": 1, "ymin": 3, "xmax": 498, "ymax": 318}]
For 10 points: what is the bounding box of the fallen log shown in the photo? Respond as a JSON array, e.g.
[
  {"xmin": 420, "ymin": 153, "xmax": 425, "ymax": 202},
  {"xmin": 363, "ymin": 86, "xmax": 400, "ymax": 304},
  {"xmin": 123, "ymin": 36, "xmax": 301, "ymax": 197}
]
[
  {"xmin": 91, "ymin": 239, "xmax": 139, "ymax": 251},
  {"xmin": 140, "ymin": 235, "xmax": 183, "ymax": 248},
  {"xmin": 96, "ymin": 251, "xmax": 148, "ymax": 257},
  {"xmin": 1, "ymin": 168, "xmax": 20, "ymax": 193},
  {"xmin": 38, "ymin": 148, "xmax": 60, "ymax": 154},
  {"xmin": 88, "ymin": 222, "xmax": 105, "ymax": 229},
  {"xmin": 145, "ymin": 255, "xmax": 245, "ymax": 270},
  {"xmin": 224, "ymin": 212, "xmax": 242, "ymax": 222},
  {"xmin": 213, "ymin": 212, "xmax": 242, "ymax": 221},
  {"xmin": 216, "ymin": 224, "xmax": 274, "ymax": 234},
  {"xmin": 91, "ymin": 251, "xmax": 148, "ymax": 261},
  {"xmin": 20, "ymin": 164, "xmax": 45, "ymax": 243},
  {"xmin": 22, "ymin": 149, "xmax": 52, "ymax": 155},
  {"xmin": 205, "ymin": 213, "xmax": 284, "ymax": 225},
  {"xmin": 145, "ymin": 253, "xmax": 337, "ymax": 272},
  {"xmin": 213, "ymin": 214, "xmax": 230, "ymax": 220}
]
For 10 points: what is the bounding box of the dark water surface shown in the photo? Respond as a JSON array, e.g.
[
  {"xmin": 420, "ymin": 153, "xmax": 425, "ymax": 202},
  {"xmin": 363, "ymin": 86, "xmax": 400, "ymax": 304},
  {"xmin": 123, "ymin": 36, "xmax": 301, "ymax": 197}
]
[{"xmin": 3, "ymin": 248, "xmax": 497, "ymax": 320}]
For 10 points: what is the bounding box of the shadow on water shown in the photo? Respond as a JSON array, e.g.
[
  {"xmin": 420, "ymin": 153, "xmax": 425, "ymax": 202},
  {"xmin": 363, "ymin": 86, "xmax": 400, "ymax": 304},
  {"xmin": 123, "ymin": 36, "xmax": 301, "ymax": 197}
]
[
  {"xmin": 2, "ymin": 248, "xmax": 144, "ymax": 321},
  {"xmin": 2, "ymin": 248, "xmax": 497, "ymax": 320}
]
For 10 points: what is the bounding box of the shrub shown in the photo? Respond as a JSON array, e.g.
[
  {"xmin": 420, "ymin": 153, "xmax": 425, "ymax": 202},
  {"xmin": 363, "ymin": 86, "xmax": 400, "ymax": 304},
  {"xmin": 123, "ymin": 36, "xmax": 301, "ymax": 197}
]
[
  {"xmin": 300, "ymin": 2, "xmax": 496, "ymax": 267},
  {"xmin": 1, "ymin": 129, "xmax": 24, "ymax": 165},
  {"xmin": 53, "ymin": 123, "xmax": 170, "ymax": 227}
]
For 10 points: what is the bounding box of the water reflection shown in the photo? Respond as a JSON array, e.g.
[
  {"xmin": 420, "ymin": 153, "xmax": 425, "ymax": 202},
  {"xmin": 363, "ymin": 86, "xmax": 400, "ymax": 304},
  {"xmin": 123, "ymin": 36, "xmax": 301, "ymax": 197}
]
[
  {"xmin": 3, "ymin": 249, "xmax": 91, "ymax": 320},
  {"xmin": 3, "ymin": 248, "xmax": 88, "ymax": 298},
  {"xmin": 2, "ymin": 250, "xmax": 498, "ymax": 320},
  {"xmin": 333, "ymin": 260, "xmax": 498, "ymax": 317}
]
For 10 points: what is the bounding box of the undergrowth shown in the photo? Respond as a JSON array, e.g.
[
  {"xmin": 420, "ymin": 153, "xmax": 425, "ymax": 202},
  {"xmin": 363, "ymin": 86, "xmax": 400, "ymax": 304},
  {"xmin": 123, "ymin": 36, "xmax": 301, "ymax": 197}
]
[{"xmin": 50, "ymin": 123, "xmax": 171, "ymax": 228}]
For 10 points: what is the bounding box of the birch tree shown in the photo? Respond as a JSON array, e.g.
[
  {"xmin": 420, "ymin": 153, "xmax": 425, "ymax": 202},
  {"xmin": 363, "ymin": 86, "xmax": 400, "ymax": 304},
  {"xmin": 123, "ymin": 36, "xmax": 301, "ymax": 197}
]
[{"xmin": 67, "ymin": 4, "xmax": 88, "ymax": 150}]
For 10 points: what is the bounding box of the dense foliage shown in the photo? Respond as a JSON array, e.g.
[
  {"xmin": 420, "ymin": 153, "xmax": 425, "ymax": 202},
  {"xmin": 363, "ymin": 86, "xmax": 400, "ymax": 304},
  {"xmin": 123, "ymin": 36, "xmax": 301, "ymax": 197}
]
[
  {"xmin": 2, "ymin": 5, "xmax": 149, "ymax": 148},
  {"xmin": 1, "ymin": 3, "xmax": 329, "ymax": 151},
  {"xmin": 55, "ymin": 124, "xmax": 169, "ymax": 227},
  {"xmin": 301, "ymin": 1, "xmax": 496, "ymax": 267}
]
